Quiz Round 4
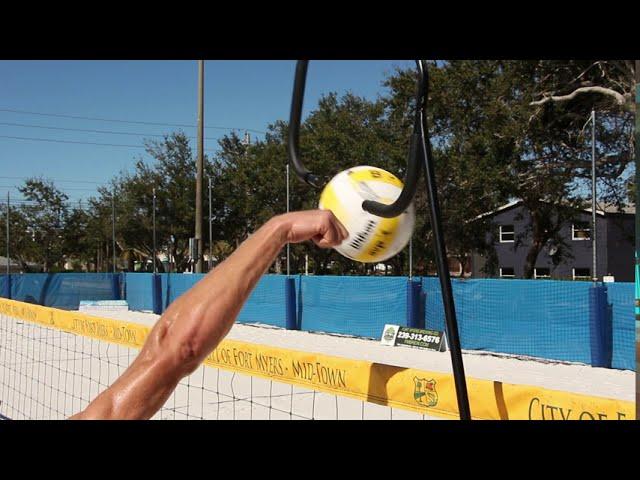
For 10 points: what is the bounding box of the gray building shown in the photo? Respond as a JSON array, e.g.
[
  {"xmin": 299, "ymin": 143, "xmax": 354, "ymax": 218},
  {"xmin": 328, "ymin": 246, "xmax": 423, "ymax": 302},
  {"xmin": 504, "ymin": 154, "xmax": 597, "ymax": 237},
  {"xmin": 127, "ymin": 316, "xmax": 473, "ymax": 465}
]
[
  {"xmin": 470, "ymin": 200, "xmax": 635, "ymax": 282},
  {"xmin": 0, "ymin": 256, "xmax": 42, "ymax": 274},
  {"xmin": 0, "ymin": 256, "xmax": 22, "ymax": 274}
]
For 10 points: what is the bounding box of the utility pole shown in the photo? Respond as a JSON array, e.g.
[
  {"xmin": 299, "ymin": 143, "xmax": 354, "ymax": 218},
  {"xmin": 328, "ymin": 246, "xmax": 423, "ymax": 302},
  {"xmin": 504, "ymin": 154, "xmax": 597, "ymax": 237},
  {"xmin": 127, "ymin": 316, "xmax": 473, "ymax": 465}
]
[
  {"xmin": 5, "ymin": 192, "xmax": 9, "ymax": 279},
  {"xmin": 208, "ymin": 177, "xmax": 213, "ymax": 271},
  {"xmin": 409, "ymin": 237, "xmax": 413, "ymax": 279},
  {"xmin": 152, "ymin": 188, "xmax": 157, "ymax": 274},
  {"xmin": 591, "ymin": 109, "xmax": 597, "ymax": 282},
  {"xmin": 286, "ymin": 163, "xmax": 290, "ymax": 276},
  {"xmin": 195, "ymin": 60, "xmax": 205, "ymax": 273},
  {"xmin": 112, "ymin": 192, "xmax": 116, "ymax": 273},
  {"xmin": 635, "ymin": 60, "xmax": 639, "ymax": 325}
]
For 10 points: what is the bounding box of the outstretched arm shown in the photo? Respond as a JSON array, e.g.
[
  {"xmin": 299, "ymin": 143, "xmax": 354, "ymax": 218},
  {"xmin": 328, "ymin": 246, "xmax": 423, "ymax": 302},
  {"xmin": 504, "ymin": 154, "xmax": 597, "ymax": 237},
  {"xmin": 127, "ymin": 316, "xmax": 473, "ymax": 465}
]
[{"xmin": 70, "ymin": 210, "xmax": 348, "ymax": 420}]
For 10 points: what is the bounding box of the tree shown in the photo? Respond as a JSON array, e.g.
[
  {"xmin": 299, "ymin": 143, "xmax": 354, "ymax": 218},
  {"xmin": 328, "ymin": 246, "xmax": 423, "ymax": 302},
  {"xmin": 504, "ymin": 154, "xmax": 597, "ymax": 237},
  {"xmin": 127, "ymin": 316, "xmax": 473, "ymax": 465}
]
[
  {"xmin": 18, "ymin": 178, "xmax": 69, "ymax": 272},
  {"xmin": 0, "ymin": 202, "xmax": 32, "ymax": 272},
  {"xmin": 382, "ymin": 61, "xmax": 512, "ymax": 276},
  {"xmin": 382, "ymin": 60, "xmax": 634, "ymax": 278},
  {"xmin": 84, "ymin": 132, "xmax": 203, "ymax": 273},
  {"xmin": 212, "ymin": 93, "xmax": 405, "ymax": 275},
  {"xmin": 61, "ymin": 203, "xmax": 94, "ymax": 271}
]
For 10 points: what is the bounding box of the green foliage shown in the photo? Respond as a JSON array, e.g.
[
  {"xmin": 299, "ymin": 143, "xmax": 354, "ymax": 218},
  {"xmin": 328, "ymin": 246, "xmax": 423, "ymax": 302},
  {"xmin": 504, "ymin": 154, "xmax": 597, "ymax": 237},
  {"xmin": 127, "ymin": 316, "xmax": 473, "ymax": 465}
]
[
  {"xmin": 16, "ymin": 179, "xmax": 69, "ymax": 272},
  {"xmin": 5, "ymin": 61, "xmax": 634, "ymax": 277}
]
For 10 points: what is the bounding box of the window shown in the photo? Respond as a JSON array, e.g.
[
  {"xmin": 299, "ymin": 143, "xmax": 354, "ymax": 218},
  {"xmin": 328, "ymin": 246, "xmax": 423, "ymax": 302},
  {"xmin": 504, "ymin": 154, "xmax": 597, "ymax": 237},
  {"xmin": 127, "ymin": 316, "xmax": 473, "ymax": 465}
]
[
  {"xmin": 499, "ymin": 225, "xmax": 515, "ymax": 243},
  {"xmin": 499, "ymin": 267, "xmax": 515, "ymax": 278},
  {"xmin": 573, "ymin": 268, "xmax": 591, "ymax": 281},
  {"xmin": 534, "ymin": 267, "xmax": 551, "ymax": 279},
  {"xmin": 572, "ymin": 222, "xmax": 591, "ymax": 240}
]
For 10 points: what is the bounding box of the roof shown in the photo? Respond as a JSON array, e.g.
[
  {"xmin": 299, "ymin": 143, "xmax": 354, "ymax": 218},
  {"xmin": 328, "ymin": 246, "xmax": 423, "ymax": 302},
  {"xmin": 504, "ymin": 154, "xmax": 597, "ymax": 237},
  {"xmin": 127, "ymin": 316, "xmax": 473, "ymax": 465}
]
[
  {"xmin": 474, "ymin": 199, "xmax": 635, "ymax": 220},
  {"xmin": 0, "ymin": 256, "xmax": 40, "ymax": 268},
  {"xmin": 0, "ymin": 256, "xmax": 20, "ymax": 267}
]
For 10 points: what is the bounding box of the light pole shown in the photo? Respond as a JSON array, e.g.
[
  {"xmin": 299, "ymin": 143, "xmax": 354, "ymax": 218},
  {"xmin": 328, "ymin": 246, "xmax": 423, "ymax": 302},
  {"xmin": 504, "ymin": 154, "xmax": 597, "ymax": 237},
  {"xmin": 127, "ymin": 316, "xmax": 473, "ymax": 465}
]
[
  {"xmin": 590, "ymin": 109, "xmax": 597, "ymax": 282},
  {"xmin": 582, "ymin": 109, "xmax": 598, "ymax": 282},
  {"xmin": 286, "ymin": 163, "xmax": 290, "ymax": 276},
  {"xmin": 112, "ymin": 192, "xmax": 116, "ymax": 273},
  {"xmin": 152, "ymin": 188, "xmax": 157, "ymax": 274},
  {"xmin": 169, "ymin": 235, "xmax": 175, "ymax": 274},
  {"xmin": 208, "ymin": 177, "xmax": 213, "ymax": 271},
  {"xmin": 409, "ymin": 237, "xmax": 413, "ymax": 279},
  {"xmin": 195, "ymin": 60, "xmax": 205, "ymax": 273},
  {"xmin": 5, "ymin": 192, "xmax": 9, "ymax": 279}
]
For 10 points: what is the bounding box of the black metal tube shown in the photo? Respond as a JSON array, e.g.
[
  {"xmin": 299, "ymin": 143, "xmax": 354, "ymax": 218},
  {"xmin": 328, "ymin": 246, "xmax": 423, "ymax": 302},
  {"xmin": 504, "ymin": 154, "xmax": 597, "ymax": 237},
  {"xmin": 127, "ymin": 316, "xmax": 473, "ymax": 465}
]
[
  {"xmin": 286, "ymin": 59, "xmax": 470, "ymax": 418},
  {"xmin": 361, "ymin": 133, "xmax": 422, "ymax": 217},
  {"xmin": 288, "ymin": 60, "xmax": 322, "ymax": 188},
  {"xmin": 418, "ymin": 96, "xmax": 471, "ymax": 420},
  {"xmin": 361, "ymin": 60, "xmax": 425, "ymax": 218}
]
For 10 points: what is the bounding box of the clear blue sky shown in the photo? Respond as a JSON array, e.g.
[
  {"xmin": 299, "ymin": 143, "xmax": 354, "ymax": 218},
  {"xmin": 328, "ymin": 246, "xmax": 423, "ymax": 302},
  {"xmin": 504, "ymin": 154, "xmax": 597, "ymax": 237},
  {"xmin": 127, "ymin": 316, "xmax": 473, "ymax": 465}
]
[{"xmin": 0, "ymin": 60, "xmax": 413, "ymax": 205}]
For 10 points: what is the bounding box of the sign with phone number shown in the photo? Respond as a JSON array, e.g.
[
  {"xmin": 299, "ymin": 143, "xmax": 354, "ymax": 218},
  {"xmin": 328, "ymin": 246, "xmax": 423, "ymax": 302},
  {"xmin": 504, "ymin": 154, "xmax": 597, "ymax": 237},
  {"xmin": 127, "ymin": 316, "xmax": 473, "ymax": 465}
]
[{"xmin": 380, "ymin": 324, "xmax": 446, "ymax": 352}]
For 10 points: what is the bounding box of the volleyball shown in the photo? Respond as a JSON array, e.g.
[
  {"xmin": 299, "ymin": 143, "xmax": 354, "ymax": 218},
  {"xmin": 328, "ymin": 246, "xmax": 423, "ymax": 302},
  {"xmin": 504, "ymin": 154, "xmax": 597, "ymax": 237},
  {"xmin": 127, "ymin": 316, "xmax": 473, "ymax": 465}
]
[{"xmin": 319, "ymin": 166, "xmax": 415, "ymax": 263}]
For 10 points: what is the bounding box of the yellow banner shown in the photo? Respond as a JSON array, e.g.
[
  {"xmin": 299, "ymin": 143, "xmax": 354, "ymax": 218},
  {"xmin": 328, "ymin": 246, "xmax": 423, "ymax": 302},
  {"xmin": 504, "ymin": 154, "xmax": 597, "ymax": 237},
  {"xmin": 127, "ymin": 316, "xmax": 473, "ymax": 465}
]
[{"xmin": 0, "ymin": 298, "xmax": 634, "ymax": 420}]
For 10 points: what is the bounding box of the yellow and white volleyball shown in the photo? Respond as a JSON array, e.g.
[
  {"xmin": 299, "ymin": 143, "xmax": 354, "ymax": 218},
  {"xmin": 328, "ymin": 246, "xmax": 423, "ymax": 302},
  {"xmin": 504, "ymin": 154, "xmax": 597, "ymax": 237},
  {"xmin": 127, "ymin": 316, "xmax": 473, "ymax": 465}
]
[{"xmin": 318, "ymin": 166, "xmax": 415, "ymax": 263}]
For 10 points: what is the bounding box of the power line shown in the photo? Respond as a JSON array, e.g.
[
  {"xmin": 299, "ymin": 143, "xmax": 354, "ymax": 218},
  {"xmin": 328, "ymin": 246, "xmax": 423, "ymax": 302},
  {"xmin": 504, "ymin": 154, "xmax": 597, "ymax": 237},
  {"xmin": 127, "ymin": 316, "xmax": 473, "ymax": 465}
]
[
  {"xmin": 0, "ymin": 185, "xmax": 98, "ymax": 191},
  {"xmin": 0, "ymin": 108, "xmax": 268, "ymax": 134},
  {"xmin": 0, "ymin": 176, "xmax": 104, "ymax": 184},
  {"xmin": 0, "ymin": 134, "xmax": 218, "ymax": 152},
  {"xmin": 0, "ymin": 198, "xmax": 94, "ymax": 207},
  {"xmin": 0, "ymin": 121, "xmax": 228, "ymax": 142}
]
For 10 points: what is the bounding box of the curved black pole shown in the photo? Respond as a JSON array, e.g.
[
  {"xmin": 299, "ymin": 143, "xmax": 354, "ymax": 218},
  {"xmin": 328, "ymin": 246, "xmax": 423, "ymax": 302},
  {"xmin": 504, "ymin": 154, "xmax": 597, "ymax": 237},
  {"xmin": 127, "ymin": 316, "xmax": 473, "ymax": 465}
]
[
  {"xmin": 287, "ymin": 60, "xmax": 471, "ymax": 419},
  {"xmin": 361, "ymin": 60, "xmax": 425, "ymax": 218},
  {"xmin": 288, "ymin": 60, "xmax": 323, "ymax": 188},
  {"xmin": 415, "ymin": 61, "xmax": 471, "ymax": 420}
]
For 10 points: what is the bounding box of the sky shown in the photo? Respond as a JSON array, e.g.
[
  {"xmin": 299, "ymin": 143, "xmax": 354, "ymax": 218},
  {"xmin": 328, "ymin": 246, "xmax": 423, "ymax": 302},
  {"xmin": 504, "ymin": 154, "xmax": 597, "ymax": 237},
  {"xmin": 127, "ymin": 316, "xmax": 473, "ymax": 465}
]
[{"xmin": 0, "ymin": 60, "xmax": 413, "ymax": 206}]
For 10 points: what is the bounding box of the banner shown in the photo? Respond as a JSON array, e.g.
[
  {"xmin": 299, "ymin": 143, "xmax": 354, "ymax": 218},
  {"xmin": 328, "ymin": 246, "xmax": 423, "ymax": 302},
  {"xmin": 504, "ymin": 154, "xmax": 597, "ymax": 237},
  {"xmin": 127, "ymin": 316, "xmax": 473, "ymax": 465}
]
[{"xmin": 0, "ymin": 298, "xmax": 634, "ymax": 420}]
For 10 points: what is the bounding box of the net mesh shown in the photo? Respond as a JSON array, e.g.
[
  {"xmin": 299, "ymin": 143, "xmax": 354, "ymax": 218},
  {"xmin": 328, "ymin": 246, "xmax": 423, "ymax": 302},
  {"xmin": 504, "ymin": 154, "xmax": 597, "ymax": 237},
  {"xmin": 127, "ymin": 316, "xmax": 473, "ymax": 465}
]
[{"xmin": 0, "ymin": 312, "xmax": 430, "ymax": 420}]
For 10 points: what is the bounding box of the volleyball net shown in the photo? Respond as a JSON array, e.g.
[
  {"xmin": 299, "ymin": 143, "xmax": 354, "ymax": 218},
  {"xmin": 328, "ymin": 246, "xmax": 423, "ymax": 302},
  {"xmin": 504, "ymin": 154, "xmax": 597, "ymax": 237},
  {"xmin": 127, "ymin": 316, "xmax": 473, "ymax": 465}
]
[{"xmin": 0, "ymin": 298, "xmax": 634, "ymax": 420}]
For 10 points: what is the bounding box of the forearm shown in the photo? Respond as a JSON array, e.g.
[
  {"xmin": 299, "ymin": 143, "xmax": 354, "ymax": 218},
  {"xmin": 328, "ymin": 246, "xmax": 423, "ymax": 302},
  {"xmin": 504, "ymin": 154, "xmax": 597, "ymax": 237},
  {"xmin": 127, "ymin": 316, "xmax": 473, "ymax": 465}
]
[
  {"xmin": 72, "ymin": 216, "xmax": 289, "ymax": 420},
  {"xmin": 159, "ymin": 215, "xmax": 289, "ymax": 363},
  {"xmin": 71, "ymin": 210, "xmax": 347, "ymax": 419}
]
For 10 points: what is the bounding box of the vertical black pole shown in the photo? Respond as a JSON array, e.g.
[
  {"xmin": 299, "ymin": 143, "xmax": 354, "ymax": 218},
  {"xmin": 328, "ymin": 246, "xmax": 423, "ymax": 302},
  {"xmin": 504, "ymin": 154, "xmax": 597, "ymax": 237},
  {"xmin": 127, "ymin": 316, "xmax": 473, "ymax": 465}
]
[
  {"xmin": 420, "ymin": 112, "xmax": 471, "ymax": 420},
  {"xmin": 634, "ymin": 60, "xmax": 639, "ymax": 419}
]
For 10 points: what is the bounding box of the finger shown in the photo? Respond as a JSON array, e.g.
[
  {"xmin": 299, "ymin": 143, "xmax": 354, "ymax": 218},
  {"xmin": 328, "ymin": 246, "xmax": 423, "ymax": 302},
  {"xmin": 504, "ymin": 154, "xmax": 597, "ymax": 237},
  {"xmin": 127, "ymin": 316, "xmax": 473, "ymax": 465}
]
[
  {"xmin": 320, "ymin": 222, "xmax": 342, "ymax": 246},
  {"xmin": 322, "ymin": 210, "xmax": 349, "ymax": 241},
  {"xmin": 335, "ymin": 220, "xmax": 349, "ymax": 241},
  {"xmin": 313, "ymin": 235, "xmax": 334, "ymax": 249},
  {"xmin": 312, "ymin": 223, "xmax": 342, "ymax": 248}
]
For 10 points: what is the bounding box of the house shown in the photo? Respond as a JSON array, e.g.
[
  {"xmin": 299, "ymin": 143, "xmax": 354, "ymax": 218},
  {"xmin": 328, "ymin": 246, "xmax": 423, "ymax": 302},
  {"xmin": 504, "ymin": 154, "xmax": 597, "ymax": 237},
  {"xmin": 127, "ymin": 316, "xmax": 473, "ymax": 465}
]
[
  {"xmin": 0, "ymin": 256, "xmax": 21, "ymax": 273},
  {"xmin": 470, "ymin": 200, "xmax": 635, "ymax": 281},
  {"xmin": 0, "ymin": 256, "xmax": 42, "ymax": 273}
]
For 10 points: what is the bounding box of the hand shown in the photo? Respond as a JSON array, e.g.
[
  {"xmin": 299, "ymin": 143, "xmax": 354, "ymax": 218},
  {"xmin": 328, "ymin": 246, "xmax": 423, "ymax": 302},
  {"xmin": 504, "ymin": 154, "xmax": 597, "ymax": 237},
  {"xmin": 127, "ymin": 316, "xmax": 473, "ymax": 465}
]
[{"xmin": 275, "ymin": 210, "xmax": 349, "ymax": 248}]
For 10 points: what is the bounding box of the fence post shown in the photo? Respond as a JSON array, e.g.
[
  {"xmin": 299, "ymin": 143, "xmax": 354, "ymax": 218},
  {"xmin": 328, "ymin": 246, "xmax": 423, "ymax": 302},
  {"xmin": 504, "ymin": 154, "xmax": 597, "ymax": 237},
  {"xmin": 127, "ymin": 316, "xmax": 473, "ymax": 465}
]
[
  {"xmin": 120, "ymin": 272, "xmax": 126, "ymax": 301},
  {"xmin": 285, "ymin": 276, "xmax": 298, "ymax": 330},
  {"xmin": 152, "ymin": 273, "xmax": 163, "ymax": 315},
  {"xmin": 5, "ymin": 274, "xmax": 11, "ymax": 300},
  {"xmin": 407, "ymin": 278, "xmax": 424, "ymax": 328},
  {"xmin": 589, "ymin": 283, "xmax": 612, "ymax": 368},
  {"xmin": 419, "ymin": 285, "xmax": 426, "ymax": 329},
  {"xmin": 111, "ymin": 273, "xmax": 121, "ymax": 301}
]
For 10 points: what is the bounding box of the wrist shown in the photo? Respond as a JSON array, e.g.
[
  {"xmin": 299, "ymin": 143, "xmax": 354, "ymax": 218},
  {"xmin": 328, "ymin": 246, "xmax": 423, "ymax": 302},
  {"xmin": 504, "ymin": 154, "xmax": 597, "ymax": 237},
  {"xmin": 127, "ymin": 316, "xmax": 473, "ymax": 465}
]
[{"xmin": 265, "ymin": 214, "xmax": 292, "ymax": 246}]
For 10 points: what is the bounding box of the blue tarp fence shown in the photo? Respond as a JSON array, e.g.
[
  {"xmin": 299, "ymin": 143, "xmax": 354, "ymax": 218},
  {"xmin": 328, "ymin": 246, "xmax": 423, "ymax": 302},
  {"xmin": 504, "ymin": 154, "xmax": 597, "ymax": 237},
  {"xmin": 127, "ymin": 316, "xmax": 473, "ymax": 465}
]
[{"xmin": 0, "ymin": 273, "xmax": 634, "ymax": 370}]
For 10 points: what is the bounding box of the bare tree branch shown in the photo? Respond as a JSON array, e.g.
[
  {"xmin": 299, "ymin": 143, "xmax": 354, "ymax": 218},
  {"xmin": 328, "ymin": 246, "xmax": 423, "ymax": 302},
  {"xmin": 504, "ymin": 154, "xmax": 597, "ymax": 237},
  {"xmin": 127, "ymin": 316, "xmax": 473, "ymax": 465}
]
[{"xmin": 530, "ymin": 86, "xmax": 628, "ymax": 107}]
